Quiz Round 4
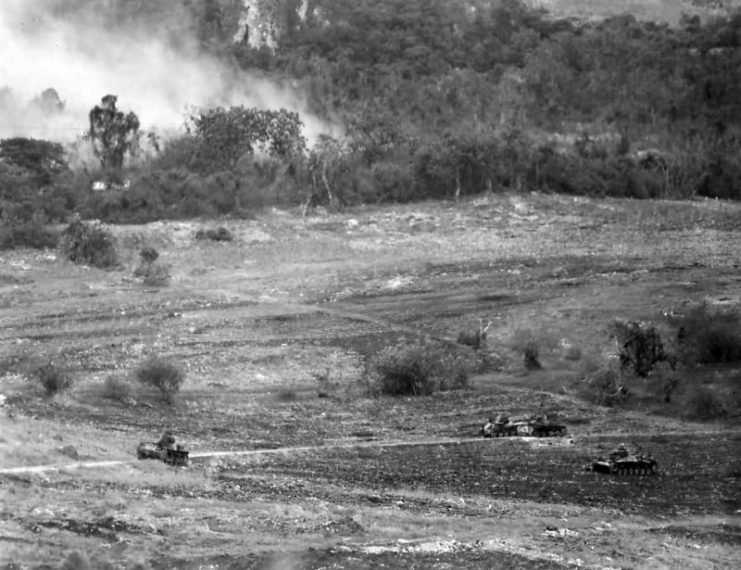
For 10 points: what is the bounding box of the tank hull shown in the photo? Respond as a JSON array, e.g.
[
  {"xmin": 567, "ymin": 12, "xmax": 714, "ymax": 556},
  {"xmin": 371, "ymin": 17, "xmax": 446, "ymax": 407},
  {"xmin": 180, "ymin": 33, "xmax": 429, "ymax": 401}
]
[
  {"xmin": 482, "ymin": 421, "xmax": 568, "ymax": 438},
  {"xmin": 591, "ymin": 457, "xmax": 657, "ymax": 475},
  {"xmin": 137, "ymin": 442, "xmax": 189, "ymax": 466}
]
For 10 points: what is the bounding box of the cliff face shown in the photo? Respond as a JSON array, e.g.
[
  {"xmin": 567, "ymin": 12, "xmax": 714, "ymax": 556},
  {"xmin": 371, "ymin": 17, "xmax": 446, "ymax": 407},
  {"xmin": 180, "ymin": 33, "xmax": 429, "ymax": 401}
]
[{"xmin": 233, "ymin": 0, "xmax": 311, "ymax": 49}]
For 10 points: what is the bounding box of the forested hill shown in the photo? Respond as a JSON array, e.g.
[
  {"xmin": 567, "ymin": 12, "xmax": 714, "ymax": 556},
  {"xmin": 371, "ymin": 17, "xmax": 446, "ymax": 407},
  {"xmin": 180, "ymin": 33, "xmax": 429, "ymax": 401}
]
[
  {"xmin": 195, "ymin": 0, "xmax": 741, "ymax": 203},
  {"xmin": 3, "ymin": 0, "xmax": 741, "ymax": 246}
]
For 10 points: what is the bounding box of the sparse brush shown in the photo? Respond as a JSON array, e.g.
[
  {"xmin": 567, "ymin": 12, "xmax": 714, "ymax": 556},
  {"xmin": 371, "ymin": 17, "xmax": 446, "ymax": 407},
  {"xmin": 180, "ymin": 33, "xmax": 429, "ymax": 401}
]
[
  {"xmin": 312, "ymin": 368, "xmax": 334, "ymax": 398},
  {"xmin": 583, "ymin": 366, "xmax": 629, "ymax": 407},
  {"xmin": 140, "ymin": 262, "xmax": 172, "ymax": 287},
  {"xmin": 276, "ymin": 389, "xmax": 298, "ymax": 402},
  {"xmin": 59, "ymin": 551, "xmax": 93, "ymax": 570},
  {"xmin": 135, "ymin": 355, "xmax": 185, "ymax": 404},
  {"xmin": 659, "ymin": 371, "xmax": 680, "ymax": 403},
  {"xmin": 683, "ymin": 385, "xmax": 727, "ymax": 420},
  {"xmin": 133, "ymin": 248, "xmax": 171, "ymax": 287},
  {"xmin": 670, "ymin": 303, "xmax": 741, "ymax": 365},
  {"xmin": 35, "ymin": 362, "xmax": 73, "ymax": 395}
]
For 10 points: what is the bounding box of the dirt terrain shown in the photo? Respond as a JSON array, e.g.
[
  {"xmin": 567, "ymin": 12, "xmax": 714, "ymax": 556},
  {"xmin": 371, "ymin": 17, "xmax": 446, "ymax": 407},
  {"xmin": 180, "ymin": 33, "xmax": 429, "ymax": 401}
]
[{"xmin": 1, "ymin": 192, "xmax": 740, "ymax": 569}]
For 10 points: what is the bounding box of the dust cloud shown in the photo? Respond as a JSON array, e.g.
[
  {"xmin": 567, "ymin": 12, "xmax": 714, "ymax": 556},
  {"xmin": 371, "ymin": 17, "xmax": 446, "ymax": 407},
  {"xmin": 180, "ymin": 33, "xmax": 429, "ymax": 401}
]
[{"xmin": 0, "ymin": 0, "xmax": 331, "ymax": 147}]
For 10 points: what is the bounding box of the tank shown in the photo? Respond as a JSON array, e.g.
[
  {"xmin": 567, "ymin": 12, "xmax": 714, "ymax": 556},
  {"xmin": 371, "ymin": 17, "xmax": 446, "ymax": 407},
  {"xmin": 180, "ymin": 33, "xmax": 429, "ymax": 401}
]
[
  {"xmin": 136, "ymin": 442, "xmax": 189, "ymax": 467},
  {"xmin": 482, "ymin": 416, "xmax": 566, "ymax": 438},
  {"xmin": 481, "ymin": 416, "xmax": 567, "ymax": 438},
  {"xmin": 524, "ymin": 421, "xmax": 568, "ymax": 437},
  {"xmin": 591, "ymin": 450, "xmax": 657, "ymax": 476}
]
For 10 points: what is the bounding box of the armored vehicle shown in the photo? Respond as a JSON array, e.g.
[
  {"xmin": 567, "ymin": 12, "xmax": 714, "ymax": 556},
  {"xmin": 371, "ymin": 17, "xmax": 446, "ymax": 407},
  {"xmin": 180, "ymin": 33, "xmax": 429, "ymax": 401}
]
[
  {"xmin": 592, "ymin": 445, "xmax": 657, "ymax": 475},
  {"xmin": 136, "ymin": 442, "xmax": 189, "ymax": 466},
  {"xmin": 481, "ymin": 415, "xmax": 567, "ymax": 438}
]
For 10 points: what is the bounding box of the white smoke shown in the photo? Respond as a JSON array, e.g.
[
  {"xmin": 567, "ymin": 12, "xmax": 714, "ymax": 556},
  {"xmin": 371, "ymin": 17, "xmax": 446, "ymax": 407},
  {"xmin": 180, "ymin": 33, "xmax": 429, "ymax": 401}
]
[{"xmin": 0, "ymin": 0, "xmax": 334, "ymax": 148}]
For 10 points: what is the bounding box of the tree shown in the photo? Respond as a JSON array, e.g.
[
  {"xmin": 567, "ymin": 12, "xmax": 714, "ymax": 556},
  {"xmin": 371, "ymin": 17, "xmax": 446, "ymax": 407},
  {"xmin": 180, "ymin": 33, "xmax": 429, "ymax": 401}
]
[
  {"xmin": 306, "ymin": 134, "xmax": 347, "ymax": 212},
  {"xmin": 187, "ymin": 106, "xmax": 306, "ymax": 172},
  {"xmin": 29, "ymin": 88, "xmax": 65, "ymax": 115},
  {"xmin": 136, "ymin": 355, "xmax": 186, "ymax": 404},
  {"xmin": 87, "ymin": 94, "xmax": 140, "ymax": 175}
]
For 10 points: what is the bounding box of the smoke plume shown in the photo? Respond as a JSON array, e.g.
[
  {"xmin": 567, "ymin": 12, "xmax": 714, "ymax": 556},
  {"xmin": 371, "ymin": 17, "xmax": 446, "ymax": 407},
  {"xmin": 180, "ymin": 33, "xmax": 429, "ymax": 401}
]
[{"xmin": 0, "ymin": 0, "xmax": 330, "ymax": 148}]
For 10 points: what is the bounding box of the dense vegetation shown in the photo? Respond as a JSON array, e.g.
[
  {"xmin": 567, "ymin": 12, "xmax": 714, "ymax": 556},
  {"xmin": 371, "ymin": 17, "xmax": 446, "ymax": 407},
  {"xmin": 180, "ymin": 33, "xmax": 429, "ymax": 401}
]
[{"xmin": 2, "ymin": 0, "xmax": 741, "ymax": 245}]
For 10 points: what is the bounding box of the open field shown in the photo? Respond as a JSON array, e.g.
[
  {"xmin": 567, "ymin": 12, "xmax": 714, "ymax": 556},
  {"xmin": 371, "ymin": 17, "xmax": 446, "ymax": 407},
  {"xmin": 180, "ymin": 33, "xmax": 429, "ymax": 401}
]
[{"xmin": 1, "ymin": 192, "xmax": 741, "ymax": 569}]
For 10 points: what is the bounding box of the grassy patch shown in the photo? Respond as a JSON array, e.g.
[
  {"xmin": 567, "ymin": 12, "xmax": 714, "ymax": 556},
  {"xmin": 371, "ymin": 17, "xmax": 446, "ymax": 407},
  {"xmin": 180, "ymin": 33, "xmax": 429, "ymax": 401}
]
[{"xmin": 683, "ymin": 385, "xmax": 727, "ymax": 421}]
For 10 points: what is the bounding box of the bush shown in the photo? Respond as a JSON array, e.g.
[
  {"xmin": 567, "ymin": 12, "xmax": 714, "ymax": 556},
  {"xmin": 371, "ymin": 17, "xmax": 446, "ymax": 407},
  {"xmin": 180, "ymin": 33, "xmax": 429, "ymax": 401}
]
[
  {"xmin": 58, "ymin": 219, "xmax": 118, "ymax": 269},
  {"xmin": 683, "ymin": 386, "xmax": 727, "ymax": 420},
  {"xmin": 133, "ymin": 247, "xmax": 171, "ymax": 286},
  {"xmin": 59, "ymin": 551, "xmax": 92, "ymax": 570},
  {"xmin": 35, "ymin": 362, "xmax": 73, "ymax": 395},
  {"xmin": 103, "ymin": 374, "xmax": 134, "ymax": 403},
  {"xmin": 367, "ymin": 341, "xmax": 470, "ymax": 396},
  {"xmin": 141, "ymin": 264, "xmax": 171, "ymax": 286},
  {"xmin": 135, "ymin": 355, "xmax": 185, "ymax": 404},
  {"xmin": 672, "ymin": 303, "xmax": 741, "ymax": 365},
  {"xmin": 194, "ymin": 226, "xmax": 234, "ymax": 242},
  {"xmin": 0, "ymin": 201, "xmax": 58, "ymax": 250},
  {"xmin": 660, "ymin": 372, "xmax": 680, "ymax": 403},
  {"xmin": 139, "ymin": 246, "xmax": 159, "ymax": 263},
  {"xmin": 611, "ymin": 319, "xmax": 670, "ymax": 377},
  {"xmin": 523, "ymin": 339, "xmax": 542, "ymax": 370},
  {"xmin": 583, "ymin": 366, "xmax": 628, "ymax": 407}
]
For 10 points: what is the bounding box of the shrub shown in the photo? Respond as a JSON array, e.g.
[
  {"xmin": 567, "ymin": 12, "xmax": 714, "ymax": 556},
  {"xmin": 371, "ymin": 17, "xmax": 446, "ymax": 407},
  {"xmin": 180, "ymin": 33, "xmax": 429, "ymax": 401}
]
[
  {"xmin": 194, "ymin": 226, "xmax": 234, "ymax": 242},
  {"xmin": 672, "ymin": 303, "xmax": 741, "ymax": 365},
  {"xmin": 59, "ymin": 551, "xmax": 92, "ymax": 570},
  {"xmin": 133, "ymin": 261, "xmax": 171, "ymax": 286},
  {"xmin": 312, "ymin": 368, "xmax": 335, "ymax": 398},
  {"xmin": 135, "ymin": 355, "xmax": 185, "ymax": 404},
  {"xmin": 683, "ymin": 386, "xmax": 727, "ymax": 420},
  {"xmin": 276, "ymin": 389, "xmax": 298, "ymax": 402},
  {"xmin": 659, "ymin": 371, "xmax": 680, "ymax": 403},
  {"xmin": 103, "ymin": 374, "xmax": 134, "ymax": 403},
  {"xmin": 35, "ymin": 362, "xmax": 73, "ymax": 395},
  {"xmin": 0, "ymin": 206, "xmax": 58, "ymax": 250},
  {"xmin": 367, "ymin": 341, "xmax": 470, "ymax": 396},
  {"xmin": 133, "ymin": 247, "xmax": 171, "ymax": 286},
  {"xmin": 141, "ymin": 264, "xmax": 171, "ymax": 286},
  {"xmin": 523, "ymin": 339, "xmax": 542, "ymax": 370},
  {"xmin": 583, "ymin": 366, "xmax": 628, "ymax": 407},
  {"xmin": 58, "ymin": 219, "xmax": 118, "ymax": 268},
  {"xmin": 139, "ymin": 246, "xmax": 159, "ymax": 263}
]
